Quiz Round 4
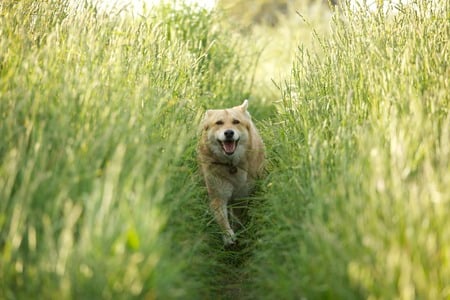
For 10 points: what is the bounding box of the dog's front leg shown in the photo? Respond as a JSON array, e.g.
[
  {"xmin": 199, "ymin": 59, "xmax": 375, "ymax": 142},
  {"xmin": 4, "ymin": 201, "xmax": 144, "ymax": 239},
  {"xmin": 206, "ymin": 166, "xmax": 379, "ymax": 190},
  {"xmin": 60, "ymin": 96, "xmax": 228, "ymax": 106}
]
[{"xmin": 210, "ymin": 198, "xmax": 236, "ymax": 245}]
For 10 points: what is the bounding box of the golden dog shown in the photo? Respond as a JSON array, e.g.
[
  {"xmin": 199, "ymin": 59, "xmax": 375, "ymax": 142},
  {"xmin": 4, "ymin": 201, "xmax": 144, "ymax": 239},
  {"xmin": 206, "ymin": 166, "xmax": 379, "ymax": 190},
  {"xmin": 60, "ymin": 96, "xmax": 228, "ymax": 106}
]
[{"xmin": 198, "ymin": 100, "xmax": 265, "ymax": 245}]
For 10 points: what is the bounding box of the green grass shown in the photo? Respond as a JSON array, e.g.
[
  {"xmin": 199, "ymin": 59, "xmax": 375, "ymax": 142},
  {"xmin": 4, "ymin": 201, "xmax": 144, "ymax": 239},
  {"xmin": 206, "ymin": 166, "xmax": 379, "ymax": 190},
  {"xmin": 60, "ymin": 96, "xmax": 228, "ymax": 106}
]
[
  {"xmin": 0, "ymin": 1, "xmax": 251, "ymax": 298},
  {"xmin": 1, "ymin": 0, "xmax": 449, "ymax": 299},
  {"xmin": 246, "ymin": 0, "xmax": 450, "ymax": 299}
]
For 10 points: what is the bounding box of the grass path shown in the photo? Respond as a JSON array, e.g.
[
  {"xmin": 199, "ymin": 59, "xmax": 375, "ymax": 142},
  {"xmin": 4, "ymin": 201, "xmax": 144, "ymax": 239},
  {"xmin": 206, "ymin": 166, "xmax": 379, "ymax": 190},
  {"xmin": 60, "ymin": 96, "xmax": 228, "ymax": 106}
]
[{"xmin": 1, "ymin": 0, "xmax": 448, "ymax": 299}]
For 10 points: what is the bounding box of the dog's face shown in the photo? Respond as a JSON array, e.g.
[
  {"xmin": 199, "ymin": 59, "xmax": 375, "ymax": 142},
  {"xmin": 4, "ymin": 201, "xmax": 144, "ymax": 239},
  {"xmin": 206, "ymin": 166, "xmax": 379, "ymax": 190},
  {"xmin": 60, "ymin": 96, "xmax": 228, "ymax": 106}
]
[{"xmin": 202, "ymin": 100, "xmax": 251, "ymax": 159}]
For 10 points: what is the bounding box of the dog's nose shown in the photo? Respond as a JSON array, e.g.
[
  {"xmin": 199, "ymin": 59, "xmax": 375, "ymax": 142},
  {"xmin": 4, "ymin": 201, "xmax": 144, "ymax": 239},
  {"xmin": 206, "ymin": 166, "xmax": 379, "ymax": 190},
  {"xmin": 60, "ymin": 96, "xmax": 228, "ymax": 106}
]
[{"xmin": 224, "ymin": 130, "xmax": 234, "ymax": 139}]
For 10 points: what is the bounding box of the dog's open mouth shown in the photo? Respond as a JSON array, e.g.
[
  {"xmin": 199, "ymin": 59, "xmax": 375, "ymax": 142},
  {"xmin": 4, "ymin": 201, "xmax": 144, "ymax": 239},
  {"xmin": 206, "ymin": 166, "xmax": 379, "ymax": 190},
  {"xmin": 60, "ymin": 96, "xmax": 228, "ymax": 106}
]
[{"xmin": 220, "ymin": 140, "xmax": 238, "ymax": 155}]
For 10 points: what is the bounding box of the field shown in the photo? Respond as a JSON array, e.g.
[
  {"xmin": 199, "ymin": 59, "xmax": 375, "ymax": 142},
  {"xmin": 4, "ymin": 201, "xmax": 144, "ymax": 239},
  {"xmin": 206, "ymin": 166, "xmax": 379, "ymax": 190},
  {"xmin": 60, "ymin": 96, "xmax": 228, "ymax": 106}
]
[{"xmin": 0, "ymin": 0, "xmax": 449, "ymax": 299}]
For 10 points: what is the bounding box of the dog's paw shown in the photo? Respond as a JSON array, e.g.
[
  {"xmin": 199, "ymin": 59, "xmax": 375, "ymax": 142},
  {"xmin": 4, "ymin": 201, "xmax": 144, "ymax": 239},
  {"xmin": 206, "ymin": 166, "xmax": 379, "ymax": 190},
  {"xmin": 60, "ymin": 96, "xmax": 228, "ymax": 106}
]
[{"xmin": 223, "ymin": 232, "xmax": 237, "ymax": 246}]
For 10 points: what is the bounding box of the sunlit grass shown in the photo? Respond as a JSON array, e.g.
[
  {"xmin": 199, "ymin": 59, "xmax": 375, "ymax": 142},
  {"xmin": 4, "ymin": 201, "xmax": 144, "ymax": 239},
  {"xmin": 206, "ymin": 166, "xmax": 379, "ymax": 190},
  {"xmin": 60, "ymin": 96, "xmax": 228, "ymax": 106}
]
[
  {"xmin": 1, "ymin": 0, "xmax": 448, "ymax": 299},
  {"xmin": 247, "ymin": 0, "xmax": 450, "ymax": 298},
  {"xmin": 0, "ymin": 0, "xmax": 250, "ymax": 298},
  {"xmin": 220, "ymin": 0, "xmax": 332, "ymax": 103}
]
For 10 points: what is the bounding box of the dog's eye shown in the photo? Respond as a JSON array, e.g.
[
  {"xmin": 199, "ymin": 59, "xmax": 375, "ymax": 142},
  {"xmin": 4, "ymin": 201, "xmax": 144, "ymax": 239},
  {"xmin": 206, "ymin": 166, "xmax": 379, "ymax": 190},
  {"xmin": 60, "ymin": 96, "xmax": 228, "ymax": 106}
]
[
  {"xmin": 216, "ymin": 120, "xmax": 224, "ymax": 125},
  {"xmin": 232, "ymin": 119, "xmax": 240, "ymax": 124}
]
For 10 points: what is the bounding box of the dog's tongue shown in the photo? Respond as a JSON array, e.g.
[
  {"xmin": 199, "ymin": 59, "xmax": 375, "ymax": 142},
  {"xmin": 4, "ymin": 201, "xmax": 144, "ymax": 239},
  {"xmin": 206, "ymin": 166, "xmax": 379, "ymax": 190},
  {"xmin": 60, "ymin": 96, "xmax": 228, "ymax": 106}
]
[{"xmin": 223, "ymin": 141, "xmax": 236, "ymax": 154}]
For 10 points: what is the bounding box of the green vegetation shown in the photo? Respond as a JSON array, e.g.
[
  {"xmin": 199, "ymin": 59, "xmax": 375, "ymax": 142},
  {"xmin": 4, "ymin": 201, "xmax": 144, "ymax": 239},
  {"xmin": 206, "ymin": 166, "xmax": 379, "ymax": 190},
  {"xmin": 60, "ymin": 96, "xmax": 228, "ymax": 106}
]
[
  {"xmin": 0, "ymin": 1, "xmax": 250, "ymax": 298},
  {"xmin": 246, "ymin": 1, "xmax": 450, "ymax": 299},
  {"xmin": 1, "ymin": 0, "xmax": 448, "ymax": 299}
]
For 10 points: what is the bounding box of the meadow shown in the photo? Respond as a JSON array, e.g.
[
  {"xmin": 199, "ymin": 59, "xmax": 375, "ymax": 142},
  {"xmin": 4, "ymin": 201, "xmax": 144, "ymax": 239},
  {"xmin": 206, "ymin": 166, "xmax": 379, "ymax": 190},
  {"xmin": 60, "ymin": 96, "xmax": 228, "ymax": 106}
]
[{"xmin": 0, "ymin": 0, "xmax": 448, "ymax": 299}]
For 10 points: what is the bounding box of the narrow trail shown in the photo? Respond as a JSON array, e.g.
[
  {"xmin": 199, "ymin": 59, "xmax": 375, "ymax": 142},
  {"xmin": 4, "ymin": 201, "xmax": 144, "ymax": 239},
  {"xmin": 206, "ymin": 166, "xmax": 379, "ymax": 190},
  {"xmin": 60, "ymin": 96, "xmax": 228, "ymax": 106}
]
[
  {"xmin": 216, "ymin": 243, "xmax": 252, "ymax": 299},
  {"xmin": 210, "ymin": 197, "xmax": 263, "ymax": 300}
]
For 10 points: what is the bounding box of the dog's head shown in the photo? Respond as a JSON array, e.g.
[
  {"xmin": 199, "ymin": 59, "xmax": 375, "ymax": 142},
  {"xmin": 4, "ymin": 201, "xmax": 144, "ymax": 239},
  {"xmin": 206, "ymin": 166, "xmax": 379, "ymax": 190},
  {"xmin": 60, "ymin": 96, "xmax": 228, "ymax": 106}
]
[{"xmin": 201, "ymin": 100, "xmax": 252, "ymax": 159}]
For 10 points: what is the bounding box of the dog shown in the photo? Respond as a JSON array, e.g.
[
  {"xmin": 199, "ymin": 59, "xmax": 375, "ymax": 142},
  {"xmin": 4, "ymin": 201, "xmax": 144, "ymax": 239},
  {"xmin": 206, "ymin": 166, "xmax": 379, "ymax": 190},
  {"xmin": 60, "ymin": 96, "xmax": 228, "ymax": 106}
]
[{"xmin": 197, "ymin": 100, "xmax": 265, "ymax": 245}]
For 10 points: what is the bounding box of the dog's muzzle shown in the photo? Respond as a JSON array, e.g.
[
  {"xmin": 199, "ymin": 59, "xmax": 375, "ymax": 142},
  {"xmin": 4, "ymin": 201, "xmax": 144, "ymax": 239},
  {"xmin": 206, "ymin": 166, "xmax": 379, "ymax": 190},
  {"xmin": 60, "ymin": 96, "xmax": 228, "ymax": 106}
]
[{"xmin": 219, "ymin": 130, "xmax": 239, "ymax": 155}]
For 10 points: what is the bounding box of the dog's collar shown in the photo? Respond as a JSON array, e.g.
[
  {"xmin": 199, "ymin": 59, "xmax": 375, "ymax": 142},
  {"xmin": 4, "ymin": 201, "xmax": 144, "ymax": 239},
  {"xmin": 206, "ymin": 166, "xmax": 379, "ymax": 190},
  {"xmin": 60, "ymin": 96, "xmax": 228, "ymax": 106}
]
[{"xmin": 211, "ymin": 161, "xmax": 238, "ymax": 174}]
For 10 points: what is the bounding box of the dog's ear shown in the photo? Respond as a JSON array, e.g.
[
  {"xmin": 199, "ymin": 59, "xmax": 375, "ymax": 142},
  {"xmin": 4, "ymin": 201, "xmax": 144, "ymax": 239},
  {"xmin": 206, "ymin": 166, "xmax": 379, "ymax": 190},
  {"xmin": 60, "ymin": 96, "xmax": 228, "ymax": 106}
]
[
  {"xmin": 240, "ymin": 99, "xmax": 249, "ymax": 112},
  {"xmin": 239, "ymin": 99, "xmax": 252, "ymax": 118}
]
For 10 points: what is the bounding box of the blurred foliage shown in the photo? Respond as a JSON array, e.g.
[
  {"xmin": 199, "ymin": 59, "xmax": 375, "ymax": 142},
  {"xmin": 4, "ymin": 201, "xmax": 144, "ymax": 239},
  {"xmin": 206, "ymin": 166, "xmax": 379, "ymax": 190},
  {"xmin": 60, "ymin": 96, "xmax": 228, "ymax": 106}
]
[
  {"xmin": 246, "ymin": 0, "xmax": 450, "ymax": 298},
  {"xmin": 2, "ymin": 0, "xmax": 447, "ymax": 299},
  {"xmin": 0, "ymin": 0, "xmax": 254, "ymax": 298},
  {"xmin": 217, "ymin": 0, "xmax": 336, "ymax": 28}
]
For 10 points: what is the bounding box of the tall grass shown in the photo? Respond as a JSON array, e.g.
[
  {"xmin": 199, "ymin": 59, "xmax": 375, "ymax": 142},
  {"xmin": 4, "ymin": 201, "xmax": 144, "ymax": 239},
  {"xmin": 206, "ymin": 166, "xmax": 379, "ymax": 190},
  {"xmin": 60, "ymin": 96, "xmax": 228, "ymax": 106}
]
[
  {"xmin": 0, "ymin": 1, "xmax": 252, "ymax": 298},
  {"xmin": 247, "ymin": 0, "xmax": 449, "ymax": 298},
  {"xmin": 1, "ymin": 0, "xmax": 448, "ymax": 299},
  {"xmin": 220, "ymin": 0, "xmax": 332, "ymax": 103}
]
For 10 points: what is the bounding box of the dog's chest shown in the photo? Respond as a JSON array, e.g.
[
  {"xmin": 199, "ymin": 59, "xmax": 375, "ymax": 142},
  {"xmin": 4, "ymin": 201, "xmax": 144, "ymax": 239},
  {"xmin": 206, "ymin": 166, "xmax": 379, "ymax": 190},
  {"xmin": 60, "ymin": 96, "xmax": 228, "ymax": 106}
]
[{"xmin": 229, "ymin": 168, "xmax": 250, "ymax": 198}]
